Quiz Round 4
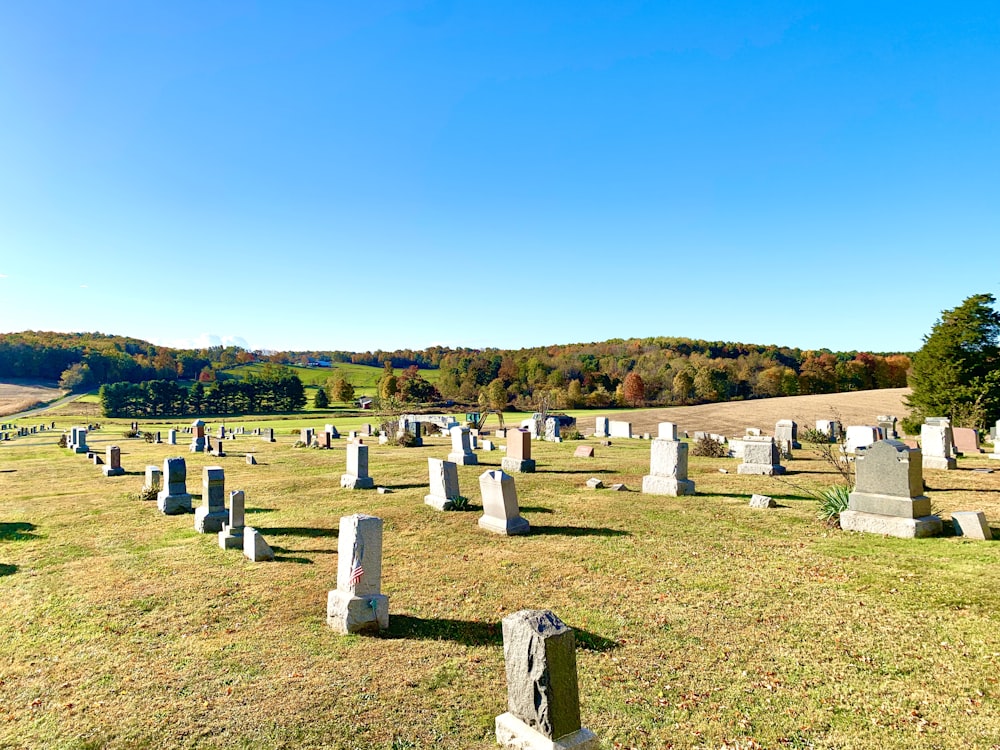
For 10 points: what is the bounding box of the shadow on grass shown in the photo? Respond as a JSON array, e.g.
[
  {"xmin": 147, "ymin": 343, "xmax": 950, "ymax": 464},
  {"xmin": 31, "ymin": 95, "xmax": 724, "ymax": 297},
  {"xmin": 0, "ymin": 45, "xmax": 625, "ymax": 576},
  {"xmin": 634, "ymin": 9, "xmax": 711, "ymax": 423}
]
[
  {"xmin": 0, "ymin": 564, "xmax": 17, "ymax": 577},
  {"xmin": 928, "ymin": 486, "xmax": 1000, "ymax": 494},
  {"xmin": 529, "ymin": 525, "xmax": 630, "ymax": 537},
  {"xmin": 539, "ymin": 468, "xmax": 613, "ymax": 475},
  {"xmin": 0, "ymin": 469, "xmax": 15, "ymax": 473},
  {"xmin": 518, "ymin": 506, "xmax": 555, "ymax": 514},
  {"xmin": 258, "ymin": 526, "xmax": 338, "ymax": 538},
  {"xmin": 244, "ymin": 507, "xmax": 274, "ymax": 515},
  {"xmin": 0, "ymin": 522, "xmax": 37, "ymax": 541},
  {"xmin": 386, "ymin": 483, "xmax": 427, "ymax": 491},
  {"xmin": 708, "ymin": 491, "xmax": 814, "ymax": 503},
  {"xmin": 383, "ymin": 615, "xmax": 620, "ymax": 651},
  {"xmin": 270, "ymin": 547, "xmax": 316, "ymax": 564}
]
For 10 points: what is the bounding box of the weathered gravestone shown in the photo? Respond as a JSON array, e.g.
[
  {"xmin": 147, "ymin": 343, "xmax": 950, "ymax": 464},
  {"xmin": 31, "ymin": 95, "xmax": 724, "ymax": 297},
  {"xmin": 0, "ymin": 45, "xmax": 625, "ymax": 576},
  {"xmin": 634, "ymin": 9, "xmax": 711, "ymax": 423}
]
[
  {"xmin": 194, "ymin": 466, "xmax": 228, "ymax": 533},
  {"xmin": 143, "ymin": 465, "xmax": 161, "ymax": 492},
  {"xmin": 573, "ymin": 445, "xmax": 594, "ymax": 458},
  {"xmin": 478, "ymin": 470, "xmax": 530, "ymax": 536},
  {"xmin": 737, "ymin": 436, "xmax": 785, "ymax": 475},
  {"xmin": 425, "ymin": 458, "xmax": 463, "ymax": 510},
  {"xmin": 501, "ymin": 429, "xmax": 536, "ymax": 474},
  {"xmin": 448, "ymin": 425, "xmax": 478, "ymax": 466},
  {"xmin": 877, "ymin": 415, "xmax": 898, "ymax": 439},
  {"xmin": 641, "ymin": 438, "xmax": 695, "ymax": 496},
  {"xmin": 774, "ymin": 419, "xmax": 800, "ymax": 450},
  {"xmin": 593, "ymin": 417, "xmax": 609, "ymax": 438},
  {"xmin": 495, "ymin": 609, "xmax": 598, "ymax": 750},
  {"xmin": 219, "ymin": 490, "xmax": 245, "ymax": 549},
  {"xmin": 951, "ymin": 511, "xmax": 993, "ymax": 540},
  {"xmin": 341, "ymin": 443, "xmax": 375, "ymax": 489},
  {"xmin": 246, "ymin": 453, "xmax": 257, "ymax": 465},
  {"xmin": 749, "ymin": 493, "xmax": 776, "ymax": 509},
  {"xmin": 921, "ymin": 422, "xmax": 957, "ymax": 470},
  {"xmin": 840, "ymin": 440, "xmax": 942, "ymax": 538},
  {"xmin": 102, "ymin": 445, "xmax": 125, "ymax": 477},
  {"xmin": 72, "ymin": 426, "xmax": 88, "ymax": 454},
  {"xmin": 243, "ymin": 527, "xmax": 274, "ymax": 562},
  {"xmin": 482, "ymin": 439, "xmax": 495, "ymax": 452},
  {"xmin": 325, "ymin": 424, "xmax": 340, "ymax": 438},
  {"xmin": 315, "ymin": 430, "xmax": 331, "ymax": 449},
  {"xmin": 190, "ymin": 419, "xmax": 206, "ymax": 453},
  {"xmin": 952, "ymin": 427, "xmax": 981, "ymax": 455},
  {"xmin": 544, "ymin": 417, "xmax": 561, "ymax": 442},
  {"xmin": 300, "ymin": 428, "xmax": 314, "ymax": 446},
  {"xmin": 262, "ymin": 428, "xmax": 275, "ymax": 443},
  {"xmin": 157, "ymin": 457, "xmax": 192, "ymax": 515},
  {"xmin": 327, "ymin": 514, "xmax": 389, "ymax": 634},
  {"xmin": 815, "ymin": 419, "xmax": 839, "ymax": 442},
  {"xmin": 585, "ymin": 478, "xmax": 604, "ymax": 489}
]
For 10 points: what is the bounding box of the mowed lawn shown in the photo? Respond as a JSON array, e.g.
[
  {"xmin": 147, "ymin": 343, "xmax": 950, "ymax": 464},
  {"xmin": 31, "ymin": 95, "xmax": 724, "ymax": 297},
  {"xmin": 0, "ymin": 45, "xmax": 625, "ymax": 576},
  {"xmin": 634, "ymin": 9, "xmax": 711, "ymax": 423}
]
[{"xmin": 1, "ymin": 408, "xmax": 999, "ymax": 748}]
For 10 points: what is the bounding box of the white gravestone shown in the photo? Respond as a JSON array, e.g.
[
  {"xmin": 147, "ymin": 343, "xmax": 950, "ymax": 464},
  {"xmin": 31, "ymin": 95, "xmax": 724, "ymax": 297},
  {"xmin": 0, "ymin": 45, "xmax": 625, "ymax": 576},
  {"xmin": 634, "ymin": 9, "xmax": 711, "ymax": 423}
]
[
  {"xmin": 641, "ymin": 438, "xmax": 695, "ymax": 496},
  {"xmin": 327, "ymin": 514, "xmax": 389, "ymax": 634},
  {"xmin": 341, "ymin": 443, "xmax": 375, "ymax": 489},
  {"xmin": 447, "ymin": 425, "xmax": 478, "ymax": 466},
  {"xmin": 195, "ymin": 466, "xmax": 228, "ymax": 533},
  {"xmin": 425, "ymin": 458, "xmax": 462, "ymax": 510},
  {"xmin": 157, "ymin": 457, "xmax": 192, "ymax": 515},
  {"xmin": 478, "ymin": 470, "xmax": 530, "ymax": 535},
  {"xmin": 219, "ymin": 490, "xmax": 246, "ymax": 549}
]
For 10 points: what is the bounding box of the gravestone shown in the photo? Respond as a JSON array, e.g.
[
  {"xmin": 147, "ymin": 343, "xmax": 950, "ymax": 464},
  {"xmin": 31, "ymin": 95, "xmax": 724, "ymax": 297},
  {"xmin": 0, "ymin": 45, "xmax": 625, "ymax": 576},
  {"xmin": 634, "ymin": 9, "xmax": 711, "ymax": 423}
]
[
  {"xmin": 952, "ymin": 427, "xmax": 981, "ymax": 455},
  {"xmin": 496, "ymin": 428, "xmax": 507, "ymax": 439},
  {"xmin": 243, "ymin": 527, "xmax": 274, "ymax": 562},
  {"xmin": 326, "ymin": 424, "xmax": 341, "ymax": 438},
  {"xmin": 728, "ymin": 439, "xmax": 745, "ymax": 458},
  {"xmin": 774, "ymin": 420, "xmax": 800, "ymax": 450},
  {"xmin": 102, "ymin": 445, "xmax": 125, "ymax": 477},
  {"xmin": 478, "ymin": 470, "xmax": 529, "ymax": 535},
  {"xmin": 168, "ymin": 429, "xmax": 177, "ymax": 445},
  {"xmin": 749, "ymin": 494, "xmax": 776, "ymax": 509},
  {"xmin": 315, "ymin": 430, "xmax": 331, "ymax": 449},
  {"xmin": 608, "ymin": 420, "xmax": 632, "ymax": 439},
  {"xmin": 341, "ymin": 443, "xmax": 375, "ymax": 489},
  {"xmin": 657, "ymin": 422, "xmax": 678, "ymax": 440},
  {"xmin": 327, "ymin": 514, "xmax": 389, "ymax": 634},
  {"xmin": 520, "ymin": 416, "xmax": 543, "ymax": 440},
  {"xmin": 990, "ymin": 420, "xmax": 1000, "ymax": 459},
  {"xmin": 544, "ymin": 417, "xmax": 561, "ymax": 442},
  {"xmin": 210, "ymin": 436, "xmax": 226, "ymax": 457},
  {"xmin": 300, "ymin": 428, "xmax": 314, "ymax": 446},
  {"xmin": 72, "ymin": 426, "xmax": 88, "ymax": 454},
  {"xmin": 219, "ymin": 490, "xmax": 245, "ymax": 549},
  {"xmin": 495, "ymin": 609, "xmax": 598, "ymax": 750},
  {"xmin": 195, "ymin": 466, "xmax": 228, "ymax": 533},
  {"xmin": 594, "ymin": 417, "xmax": 609, "ymax": 438},
  {"xmin": 844, "ymin": 425, "xmax": 879, "ymax": 454},
  {"xmin": 840, "ymin": 440, "xmax": 942, "ymax": 538},
  {"xmin": 815, "ymin": 420, "xmax": 839, "ymax": 442},
  {"xmin": 921, "ymin": 423, "xmax": 957, "ymax": 470},
  {"xmin": 157, "ymin": 457, "xmax": 192, "ymax": 515},
  {"xmin": 361, "ymin": 423, "xmax": 372, "ymax": 437},
  {"xmin": 190, "ymin": 419, "xmax": 206, "ymax": 453},
  {"xmin": 246, "ymin": 454, "xmax": 257, "ymax": 465},
  {"xmin": 482, "ymin": 439, "xmax": 495, "ymax": 451},
  {"xmin": 425, "ymin": 458, "xmax": 462, "ymax": 510},
  {"xmin": 262, "ymin": 428, "xmax": 275, "ymax": 443},
  {"xmin": 877, "ymin": 415, "xmax": 898, "ymax": 439},
  {"xmin": 501, "ymin": 429, "xmax": 536, "ymax": 473},
  {"xmin": 737, "ymin": 436, "xmax": 785, "ymax": 475},
  {"xmin": 641, "ymin": 438, "xmax": 695, "ymax": 496},
  {"xmin": 217, "ymin": 425, "xmax": 226, "ymax": 440},
  {"xmin": 448, "ymin": 425, "xmax": 478, "ymax": 466},
  {"xmin": 951, "ymin": 511, "xmax": 993, "ymax": 540},
  {"xmin": 585, "ymin": 478, "xmax": 603, "ymax": 489},
  {"xmin": 573, "ymin": 445, "xmax": 594, "ymax": 458},
  {"xmin": 143, "ymin": 465, "xmax": 161, "ymax": 492}
]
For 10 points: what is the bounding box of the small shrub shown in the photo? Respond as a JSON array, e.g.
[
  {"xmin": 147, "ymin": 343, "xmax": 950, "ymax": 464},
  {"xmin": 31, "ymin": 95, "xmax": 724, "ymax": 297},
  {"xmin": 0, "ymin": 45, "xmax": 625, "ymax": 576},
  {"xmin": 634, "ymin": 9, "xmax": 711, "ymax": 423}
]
[
  {"xmin": 562, "ymin": 428, "xmax": 583, "ymax": 441},
  {"xmin": 691, "ymin": 436, "xmax": 727, "ymax": 458},
  {"xmin": 396, "ymin": 431, "xmax": 419, "ymax": 448},
  {"xmin": 128, "ymin": 485, "xmax": 158, "ymax": 502},
  {"xmin": 800, "ymin": 427, "xmax": 830, "ymax": 444},
  {"xmin": 292, "ymin": 440, "xmax": 306, "ymax": 448},
  {"xmin": 123, "ymin": 429, "xmax": 139, "ymax": 439},
  {"xmin": 450, "ymin": 496, "xmax": 470, "ymax": 511},
  {"xmin": 57, "ymin": 433, "xmax": 67, "ymax": 448},
  {"xmin": 817, "ymin": 484, "xmax": 851, "ymax": 524},
  {"xmin": 144, "ymin": 432, "xmax": 155, "ymax": 443}
]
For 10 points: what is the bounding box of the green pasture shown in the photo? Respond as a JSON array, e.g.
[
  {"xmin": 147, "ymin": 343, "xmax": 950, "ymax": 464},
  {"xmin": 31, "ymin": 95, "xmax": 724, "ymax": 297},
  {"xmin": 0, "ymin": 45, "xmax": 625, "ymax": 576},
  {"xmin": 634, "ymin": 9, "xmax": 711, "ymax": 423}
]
[{"xmin": 1, "ymin": 418, "xmax": 998, "ymax": 749}]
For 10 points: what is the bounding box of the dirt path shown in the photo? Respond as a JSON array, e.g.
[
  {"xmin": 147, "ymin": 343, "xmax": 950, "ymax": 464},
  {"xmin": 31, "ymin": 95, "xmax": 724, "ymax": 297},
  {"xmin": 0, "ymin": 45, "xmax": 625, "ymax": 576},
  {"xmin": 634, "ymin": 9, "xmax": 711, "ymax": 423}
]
[{"xmin": 593, "ymin": 388, "xmax": 911, "ymax": 437}]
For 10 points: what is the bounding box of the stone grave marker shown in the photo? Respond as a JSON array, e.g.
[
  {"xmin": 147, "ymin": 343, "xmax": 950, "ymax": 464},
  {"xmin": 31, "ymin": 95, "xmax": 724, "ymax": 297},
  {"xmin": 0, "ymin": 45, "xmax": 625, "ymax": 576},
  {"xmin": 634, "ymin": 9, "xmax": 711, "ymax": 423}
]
[
  {"xmin": 195, "ymin": 466, "xmax": 228, "ymax": 533},
  {"xmin": 574, "ymin": 445, "xmax": 594, "ymax": 458},
  {"xmin": 341, "ymin": 443, "xmax": 375, "ymax": 489},
  {"xmin": 585, "ymin": 478, "xmax": 603, "ymax": 489},
  {"xmin": 641, "ymin": 437, "xmax": 696, "ymax": 496},
  {"xmin": 594, "ymin": 417, "xmax": 609, "ymax": 438},
  {"xmin": 300, "ymin": 428, "xmax": 314, "ymax": 446},
  {"xmin": 951, "ymin": 511, "xmax": 993, "ymax": 540},
  {"xmin": 657, "ymin": 422, "xmax": 678, "ymax": 440},
  {"xmin": 168, "ymin": 429, "xmax": 177, "ymax": 445},
  {"xmin": 190, "ymin": 420, "xmax": 206, "ymax": 453},
  {"xmin": 952, "ymin": 427, "xmax": 981, "ymax": 455},
  {"xmin": 482, "ymin": 439, "xmax": 495, "ymax": 451},
  {"xmin": 877, "ymin": 415, "xmax": 898, "ymax": 439},
  {"xmin": 246, "ymin": 454, "xmax": 257, "ymax": 465},
  {"xmin": 219, "ymin": 490, "xmax": 245, "ymax": 549},
  {"xmin": 749, "ymin": 494, "xmax": 776, "ymax": 509},
  {"xmin": 102, "ymin": 445, "xmax": 125, "ymax": 477},
  {"xmin": 157, "ymin": 457, "xmax": 192, "ymax": 515},
  {"xmin": 448, "ymin": 425, "xmax": 478, "ymax": 466},
  {"xmin": 815, "ymin": 420, "xmax": 839, "ymax": 441},
  {"xmin": 143, "ymin": 465, "xmax": 161, "ymax": 492},
  {"xmin": 608, "ymin": 420, "xmax": 632, "ymax": 439},
  {"xmin": 425, "ymin": 458, "xmax": 462, "ymax": 510},
  {"xmin": 501, "ymin": 429, "xmax": 536, "ymax": 474},
  {"xmin": 243, "ymin": 527, "xmax": 274, "ymax": 562},
  {"xmin": 478, "ymin": 470, "xmax": 529, "ymax": 535},
  {"xmin": 327, "ymin": 514, "xmax": 389, "ymax": 634},
  {"xmin": 775, "ymin": 419, "xmax": 800, "ymax": 450},
  {"xmin": 737, "ymin": 436, "xmax": 785, "ymax": 475},
  {"xmin": 262, "ymin": 428, "xmax": 275, "ymax": 443},
  {"xmin": 921, "ymin": 423, "xmax": 957, "ymax": 470},
  {"xmin": 844, "ymin": 425, "xmax": 879, "ymax": 454},
  {"xmin": 544, "ymin": 417, "xmax": 561, "ymax": 442}
]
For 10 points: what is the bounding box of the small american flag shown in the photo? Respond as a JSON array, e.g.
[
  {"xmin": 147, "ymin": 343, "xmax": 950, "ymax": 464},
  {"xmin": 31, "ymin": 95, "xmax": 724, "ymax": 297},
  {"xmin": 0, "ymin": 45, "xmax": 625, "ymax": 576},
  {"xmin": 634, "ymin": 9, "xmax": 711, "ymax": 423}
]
[
  {"xmin": 349, "ymin": 559, "xmax": 364, "ymax": 586},
  {"xmin": 348, "ymin": 534, "xmax": 365, "ymax": 587}
]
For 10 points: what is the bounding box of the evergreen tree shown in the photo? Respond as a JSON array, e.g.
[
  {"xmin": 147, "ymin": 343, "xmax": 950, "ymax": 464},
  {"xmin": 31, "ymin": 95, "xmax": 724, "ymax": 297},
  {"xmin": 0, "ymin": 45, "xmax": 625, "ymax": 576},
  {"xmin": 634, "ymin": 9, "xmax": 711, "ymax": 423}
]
[
  {"xmin": 314, "ymin": 387, "xmax": 329, "ymax": 408},
  {"xmin": 904, "ymin": 293, "xmax": 1000, "ymax": 430}
]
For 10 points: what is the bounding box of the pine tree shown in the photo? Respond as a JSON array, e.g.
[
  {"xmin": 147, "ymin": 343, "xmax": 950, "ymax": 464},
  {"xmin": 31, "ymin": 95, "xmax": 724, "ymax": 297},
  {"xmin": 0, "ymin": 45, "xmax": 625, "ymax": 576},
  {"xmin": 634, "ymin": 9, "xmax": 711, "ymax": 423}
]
[{"xmin": 314, "ymin": 387, "xmax": 329, "ymax": 408}]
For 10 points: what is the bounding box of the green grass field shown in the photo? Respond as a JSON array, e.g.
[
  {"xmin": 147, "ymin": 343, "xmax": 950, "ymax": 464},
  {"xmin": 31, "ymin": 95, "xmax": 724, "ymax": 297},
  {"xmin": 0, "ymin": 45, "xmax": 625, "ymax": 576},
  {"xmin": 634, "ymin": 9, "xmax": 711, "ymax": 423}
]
[
  {"xmin": 1, "ymin": 409, "xmax": 998, "ymax": 749},
  {"xmin": 222, "ymin": 363, "xmax": 442, "ymax": 399}
]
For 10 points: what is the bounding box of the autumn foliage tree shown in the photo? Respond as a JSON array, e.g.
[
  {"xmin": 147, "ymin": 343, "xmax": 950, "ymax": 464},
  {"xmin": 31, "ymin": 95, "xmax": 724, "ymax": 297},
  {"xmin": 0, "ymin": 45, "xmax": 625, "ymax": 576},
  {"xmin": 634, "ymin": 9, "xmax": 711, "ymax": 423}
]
[{"xmin": 622, "ymin": 372, "xmax": 645, "ymax": 406}]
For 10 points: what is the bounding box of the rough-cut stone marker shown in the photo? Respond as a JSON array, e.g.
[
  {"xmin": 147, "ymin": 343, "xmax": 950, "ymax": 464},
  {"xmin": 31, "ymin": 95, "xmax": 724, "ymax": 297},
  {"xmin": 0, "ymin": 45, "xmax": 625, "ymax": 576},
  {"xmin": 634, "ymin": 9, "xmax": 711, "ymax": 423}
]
[
  {"xmin": 102, "ymin": 445, "xmax": 125, "ymax": 477},
  {"xmin": 341, "ymin": 443, "xmax": 375, "ymax": 489},
  {"xmin": 573, "ymin": 445, "xmax": 594, "ymax": 458},
  {"xmin": 657, "ymin": 422, "xmax": 678, "ymax": 440},
  {"xmin": 219, "ymin": 490, "xmax": 246, "ymax": 549},
  {"xmin": 195, "ymin": 466, "xmax": 228, "ymax": 533},
  {"xmin": 737, "ymin": 436, "xmax": 785, "ymax": 476},
  {"xmin": 544, "ymin": 417, "xmax": 561, "ymax": 442},
  {"xmin": 749, "ymin": 494, "xmax": 776, "ymax": 509},
  {"xmin": 243, "ymin": 526, "xmax": 274, "ymax": 562},
  {"xmin": 327, "ymin": 514, "xmax": 389, "ymax": 634},
  {"xmin": 501, "ymin": 429, "xmax": 536, "ymax": 474},
  {"xmin": 608, "ymin": 420, "xmax": 632, "ymax": 439},
  {"xmin": 144, "ymin": 465, "xmax": 161, "ymax": 492},
  {"xmin": 425, "ymin": 458, "xmax": 462, "ymax": 510},
  {"xmin": 157, "ymin": 457, "xmax": 192, "ymax": 515},
  {"xmin": 495, "ymin": 609, "xmax": 598, "ymax": 750},
  {"xmin": 951, "ymin": 511, "xmax": 993, "ymax": 540},
  {"xmin": 585, "ymin": 478, "xmax": 604, "ymax": 489},
  {"xmin": 478, "ymin": 470, "xmax": 529, "ymax": 535},
  {"xmin": 190, "ymin": 419, "xmax": 206, "ymax": 453},
  {"xmin": 840, "ymin": 440, "xmax": 942, "ymax": 539},
  {"xmin": 447, "ymin": 425, "xmax": 478, "ymax": 466},
  {"xmin": 610, "ymin": 483, "xmax": 628, "ymax": 491},
  {"xmin": 641, "ymin": 438, "xmax": 695, "ymax": 496},
  {"xmin": 921, "ymin": 422, "xmax": 957, "ymax": 470}
]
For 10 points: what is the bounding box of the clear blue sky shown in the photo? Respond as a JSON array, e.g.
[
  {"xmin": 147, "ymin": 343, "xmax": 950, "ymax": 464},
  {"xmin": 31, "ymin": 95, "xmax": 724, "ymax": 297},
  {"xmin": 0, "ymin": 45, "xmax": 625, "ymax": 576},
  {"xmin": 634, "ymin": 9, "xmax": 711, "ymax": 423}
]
[{"xmin": 1, "ymin": 2, "xmax": 997, "ymax": 354}]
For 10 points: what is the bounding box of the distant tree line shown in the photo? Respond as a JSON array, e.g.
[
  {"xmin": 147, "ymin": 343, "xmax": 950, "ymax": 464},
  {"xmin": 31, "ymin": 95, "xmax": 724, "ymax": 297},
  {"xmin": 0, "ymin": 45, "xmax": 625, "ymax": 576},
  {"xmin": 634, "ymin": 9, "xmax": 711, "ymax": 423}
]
[{"xmin": 99, "ymin": 367, "xmax": 306, "ymax": 417}]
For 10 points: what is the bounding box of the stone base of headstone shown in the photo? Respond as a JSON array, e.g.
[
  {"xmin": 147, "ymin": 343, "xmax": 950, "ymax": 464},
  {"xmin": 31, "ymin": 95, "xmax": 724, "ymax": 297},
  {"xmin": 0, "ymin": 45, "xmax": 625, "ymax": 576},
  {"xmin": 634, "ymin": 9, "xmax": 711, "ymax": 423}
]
[
  {"xmin": 839, "ymin": 510, "xmax": 942, "ymax": 538},
  {"xmin": 194, "ymin": 507, "xmax": 228, "ymax": 534},
  {"xmin": 848, "ymin": 491, "xmax": 932, "ymax": 518},
  {"xmin": 102, "ymin": 466, "xmax": 124, "ymax": 477},
  {"xmin": 326, "ymin": 590, "xmax": 389, "ymax": 634},
  {"xmin": 424, "ymin": 494, "xmax": 460, "ymax": 511},
  {"xmin": 157, "ymin": 492, "xmax": 192, "ymax": 515},
  {"xmin": 495, "ymin": 713, "xmax": 599, "ymax": 750},
  {"xmin": 922, "ymin": 456, "xmax": 956, "ymax": 470},
  {"xmin": 218, "ymin": 525, "xmax": 244, "ymax": 549},
  {"xmin": 951, "ymin": 511, "xmax": 993, "ymax": 540},
  {"xmin": 73, "ymin": 445, "xmax": 88, "ymax": 454},
  {"xmin": 737, "ymin": 463, "xmax": 785, "ymax": 475},
  {"xmin": 340, "ymin": 474, "xmax": 375, "ymax": 490},
  {"xmin": 640, "ymin": 475, "xmax": 695, "ymax": 496},
  {"xmin": 447, "ymin": 452, "xmax": 478, "ymax": 466},
  {"xmin": 212, "ymin": 447, "xmax": 226, "ymax": 457},
  {"xmin": 190, "ymin": 439, "xmax": 205, "ymax": 453},
  {"xmin": 988, "ymin": 452, "xmax": 1000, "ymax": 461},
  {"xmin": 478, "ymin": 513, "xmax": 530, "ymax": 536},
  {"xmin": 501, "ymin": 457, "xmax": 536, "ymax": 474}
]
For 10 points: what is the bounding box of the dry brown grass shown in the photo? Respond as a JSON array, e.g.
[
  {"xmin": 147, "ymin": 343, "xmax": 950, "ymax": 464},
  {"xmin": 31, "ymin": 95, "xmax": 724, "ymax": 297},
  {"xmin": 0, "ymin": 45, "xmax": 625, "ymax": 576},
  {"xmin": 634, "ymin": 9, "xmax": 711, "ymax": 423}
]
[{"xmin": 0, "ymin": 381, "xmax": 66, "ymax": 418}]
